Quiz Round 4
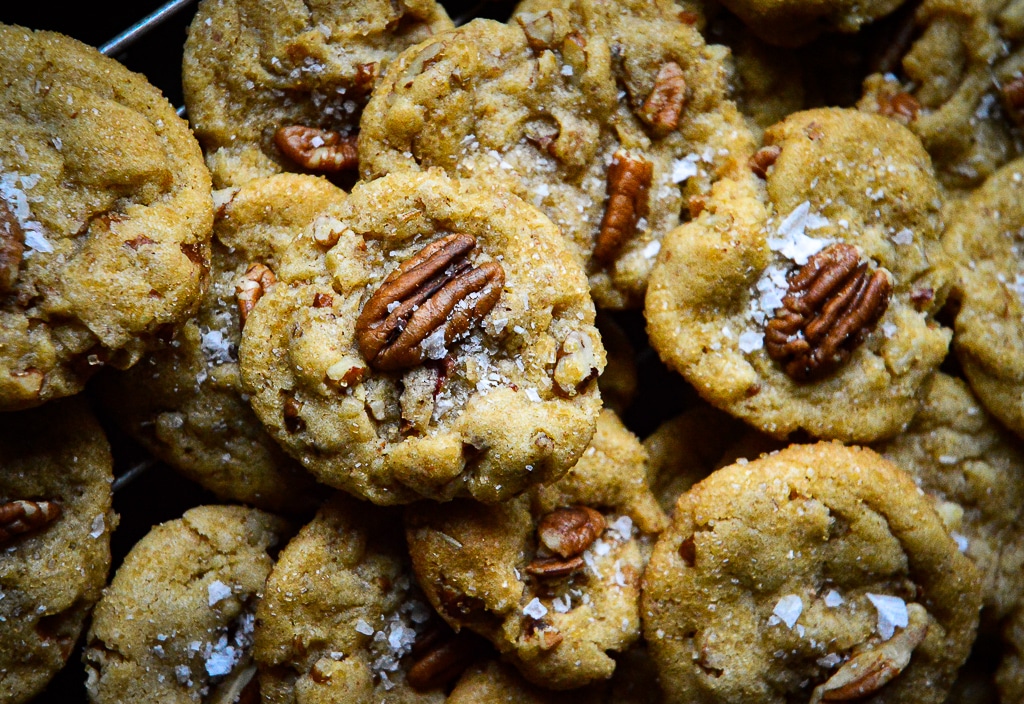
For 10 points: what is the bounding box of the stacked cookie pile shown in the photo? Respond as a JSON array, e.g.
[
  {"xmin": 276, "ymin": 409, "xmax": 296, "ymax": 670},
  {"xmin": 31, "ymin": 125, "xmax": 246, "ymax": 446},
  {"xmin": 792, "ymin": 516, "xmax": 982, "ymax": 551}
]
[{"xmin": 3, "ymin": 0, "xmax": 1024, "ymax": 701}]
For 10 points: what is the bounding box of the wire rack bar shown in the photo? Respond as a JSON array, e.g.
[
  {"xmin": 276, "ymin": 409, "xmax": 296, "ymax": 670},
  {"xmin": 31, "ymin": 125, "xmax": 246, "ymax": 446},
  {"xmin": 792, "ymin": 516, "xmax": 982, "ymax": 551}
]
[{"xmin": 98, "ymin": 0, "xmax": 197, "ymax": 57}]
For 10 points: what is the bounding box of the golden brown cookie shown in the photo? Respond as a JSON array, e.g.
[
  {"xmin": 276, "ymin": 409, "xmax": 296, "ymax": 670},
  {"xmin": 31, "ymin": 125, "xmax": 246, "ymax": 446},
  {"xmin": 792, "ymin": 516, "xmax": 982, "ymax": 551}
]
[
  {"xmin": 643, "ymin": 442, "xmax": 982, "ymax": 704},
  {"xmin": 254, "ymin": 494, "xmax": 453, "ymax": 702},
  {"xmin": 360, "ymin": 7, "xmax": 755, "ymax": 308},
  {"xmin": 96, "ymin": 174, "xmax": 336, "ymax": 513},
  {"xmin": 875, "ymin": 373, "xmax": 1024, "ymax": 624},
  {"xmin": 183, "ymin": 0, "xmax": 452, "ymax": 188},
  {"xmin": 646, "ymin": 107, "xmax": 951, "ymax": 442},
  {"xmin": 83, "ymin": 505, "xmax": 287, "ymax": 704},
  {"xmin": 0, "ymin": 24, "xmax": 213, "ymax": 410},
  {"xmin": 405, "ymin": 409, "xmax": 666, "ymax": 689},
  {"xmin": 0, "ymin": 397, "xmax": 115, "ymax": 704},
  {"xmin": 239, "ymin": 169, "xmax": 604, "ymax": 505}
]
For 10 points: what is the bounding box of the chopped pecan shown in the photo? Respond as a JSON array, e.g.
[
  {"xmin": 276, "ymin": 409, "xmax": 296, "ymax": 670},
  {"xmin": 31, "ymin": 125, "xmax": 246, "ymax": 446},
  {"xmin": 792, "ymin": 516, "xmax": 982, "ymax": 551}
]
[
  {"xmin": 553, "ymin": 330, "xmax": 600, "ymax": 397},
  {"xmin": 282, "ymin": 392, "xmax": 305, "ymax": 434},
  {"xmin": 0, "ymin": 198, "xmax": 24, "ymax": 294},
  {"xmin": 765, "ymin": 243, "xmax": 892, "ymax": 382},
  {"xmin": 236, "ymin": 263, "xmax": 276, "ymax": 326},
  {"xmin": 594, "ymin": 151, "xmax": 653, "ymax": 263},
  {"xmin": 355, "ymin": 233, "xmax": 504, "ymax": 372},
  {"xmin": 537, "ymin": 506, "xmax": 605, "ymax": 559},
  {"xmin": 1002, "ymin": 76, "xmax": 1024, "ymax": 126},
  {"xmin": 516, "ymin": 10, "xmax": 558, "ymax": 51},
  {"xmin": 749, "ymin": 145, "xmax": 782, "ymax": 179},
  {"xmin": 274, "ymin": 126, "xmax": 358, "ymax": 173},
  {"xmin": 639, "ymin": 62, "xmax": 686, "ymax": 133},
  {"xmin": 406, "ymin": 628, "xmax": 479, "ymax": 692},
  {"xmin": 0, "ymin": 499, "xmax": 62, "ymax": 546},
  {"xmin": 909, "ymin": 287, "xmax": 933, "ymax": 311},
  {"xmin": 810, "ymin": 603, "xmax": 928, "ymax": 703},
  {"xmin": 678, "ymin": 535, "xmax": 696, "ymax": 566},
  {"xmin": 878, "ymin": 91, "xmax": 921, "ymax": 125},
  {"xmin": 354, "ymin": 62, "xmax": 379, "ymax": 93},
  {"xmin": 526, "ymin": 555, "xmax": 585, "ymax": 579},
  {"xmin": 523, "ymin": 617, "xmax": 563, "ymax": 650}
]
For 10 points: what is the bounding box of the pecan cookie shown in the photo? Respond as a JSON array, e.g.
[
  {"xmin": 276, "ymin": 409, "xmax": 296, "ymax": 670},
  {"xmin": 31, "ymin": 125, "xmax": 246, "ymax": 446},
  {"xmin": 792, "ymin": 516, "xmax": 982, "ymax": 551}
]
[
  {"xmin": 182, "ymin": 0, "xmax": 452, "ymax": 188},
  {"xmin": 0, "ymin": 397, "xmax": 115, "ymax": 704},
  {"xmin": 255, "ymin": 494, "xmax": 460, "ymax": 702},
  {"xmin": 359, "ymin": 8, "xmax": 755, "ymax": 308},
  {"xmin": 83, "ymin": 505, "xmax": 287, "ymax": 704},
  {"xmin": 858, "ymin": 0, "xmax": 1024, "ymax": 194},
  {"xmin": 405, "ymin": 409, "xmax": 667, "ymax": 689},
  {"xmin": 875, "ymin": 373, "xmax": 1024, "ymax": 624},
  {"xmin": 643, "ymin": 442, "xmax": 983, "ymax": 704},
  {"xmin": 942, "ymin": 157, "xmax": 1024, "ymax": 440},
  {"xmin": 95, "ymin": 174, "xmax": 337, "ymax": 513},
  {"xmin": 646, "ymin": 107, "xmax": 951, "ymax": 442},
  {"xmin": 0, "ymin": 25, "xmax": 213, "ymax": 410},
  {"xmin": 239, "ymin": 169, "xmax": 604, "ymax": 505}
]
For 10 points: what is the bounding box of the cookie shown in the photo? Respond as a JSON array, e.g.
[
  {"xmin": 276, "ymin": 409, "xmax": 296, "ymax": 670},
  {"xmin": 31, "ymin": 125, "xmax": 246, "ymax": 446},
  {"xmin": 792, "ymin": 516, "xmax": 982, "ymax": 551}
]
[
  {"xmin": 83, "ymin": 505, "xmax": 287, "ymax": 704},
  {"xmin": 182, "ymin": 0, "xmax": 453, "ymax": 188},
  {"xmin": 0, "ymin": 25, "xmax": 213, "ymax": 410},
  {"xmin": 942, "ymin": 157, "xmax": 1024, "ymax": 439},
  {"xmin": 254, "ymin": 494, "xmax": 459, "ymax": 702},
  {"xmin": 239, "ymin": 169, "xmax": 604, "ymax": 505},
  {"xmin": 875, "ymin": 373, "xmax": 1024, "ymax": 624},
  {"xmin": 858, "ymin": 0, "xmax": 1024, "ymax": 194},
  {"xmin": 643, "ymin": 442, "xmax": 982, "ymax": 704},
  {"xmin": 646, "ymin": 107, "xmax": 951, "ymax": 442},
  {"xmin": 359, "ymin": 8, "xmax": 755, "ymax": 308},
  {"xmin": 95, "ymin": 174, "xmax": 338, "ymax": 513},
  {"xmin": 405, "ymin": 409, "xmax": 666, "ymax": 689},
  {"xmin": 0, "ymin": 397, "xmax": 115, "ymax": 704}
]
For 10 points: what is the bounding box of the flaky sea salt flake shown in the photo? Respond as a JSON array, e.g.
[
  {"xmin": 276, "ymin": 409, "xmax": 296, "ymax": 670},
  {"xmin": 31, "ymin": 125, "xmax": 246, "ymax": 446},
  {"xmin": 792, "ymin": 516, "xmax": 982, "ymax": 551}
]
[
  {"xmin": 867, "ymin": 593, "xmax": 908, "ymax": 640},
  {"xmin": 772, "ymin": 594, "xmax": 803, "ymax": 629}
]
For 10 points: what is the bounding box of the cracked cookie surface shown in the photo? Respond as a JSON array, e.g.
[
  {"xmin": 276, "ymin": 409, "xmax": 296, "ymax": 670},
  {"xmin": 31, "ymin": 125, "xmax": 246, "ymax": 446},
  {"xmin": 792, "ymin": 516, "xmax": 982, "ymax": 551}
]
[
  {"xmin": 645, "ymin": 107, "xmax": 951, "ymax": 442},
  {"xmin": 642, "ymin": 442, "xmax": 982, "ymax": 704},
  {"xmin": 239, "ymin": 169, "xmax": 603, "ymax": 505},
  {"xmin": 96, "ymin": 174, "xmax": 333, "ymax": 514},
  {"xmin": 0, "ymin": 25, "xmax": 213, "ymax": 410},
  {"xmin": 183, "ymin": 0, "xmax": 452, "ymax": 188},
  {"xmin": 405, "ymin": 409, "xmax": 666, "ymax": 689},
  {"xmin": 83, "ymin": 505, "xmax": 287, "ymax": 704},
  {"xmin": 0, "ymin": 397, "xmax": 114, "ymax": 704},
  {"xmin": 359, "ymin": 8, "xmax": 754, "ymax": 308}
]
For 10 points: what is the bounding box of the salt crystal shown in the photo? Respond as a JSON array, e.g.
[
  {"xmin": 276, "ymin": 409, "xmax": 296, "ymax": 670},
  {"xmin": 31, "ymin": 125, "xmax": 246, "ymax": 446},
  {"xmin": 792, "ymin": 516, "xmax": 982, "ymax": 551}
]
[
  {"xmin": 200, "ymin": 328, "xmax": 234, "ymax": 365},
  {"xmin": 817, "ymin": 653, "xmax": 842, "ymax": 668},
  {"xmin": 952, "ymin": 532, "xmax": 969, "ymax": 552},
  {"xmin": 355, "ymin": 619, "xmax": 375, "ymax": 636},
  {"xmin": 882, "ymin": 322, "xmax": 898, "ymax": 338},
  {"xmin": 523, "ymin": 598, "xmax": 548, "ymax": 619},
  {"xmin": 421, "ymin": 326, "xmax": 448, "ymax": 360},
  {"xmin": 768, "ymin": 201, "xmax": 830, "ymax": 265},
  {"xmin": 892, "ymin": 228, "xmax": 914, "ymax": 245},
  {"xmin": 738, "ymin": 331, "xmax": 764, "ymax": 353},
  {"xmin": 175, "ymin": 665, "xmax": 191, "ymax": 684},
  {"xmin": 642, "ymin": 240, "xmax": 662, "ymax": 258},
  {"xmin": 207, "ymin": 580, "xmax": 232, "ymax": 607},
  {"xmin": 824, "ymin": 590, "xmax": 843, "ymax": 607},
  {"xmin": 525, "ymin": 388, "xmax": 541, "ymax": 402},
  {"xmin": 608, "ymin": 515, "xmax": 633, "ymax": 539},
  {"xmin": 772, "ymin": 594, "xmax": 803, "ymax": 629},
  {"xmin": 671, "ymin": 154, "xmax": 700, "ymax": 183},
  {"xmin": 561, "ymin": 65, "xmax": 574, "ymax": 76},
  {"xmin": 553, "ymin": 596, "xmax": 571, "ymax": 613},
  {"xmin": 89, "ymin": 514, "xmax": 105, "ymax": 539},
  {"xmin": 866, "ymin": 593, "xmax": 908, "ymax": 640}
]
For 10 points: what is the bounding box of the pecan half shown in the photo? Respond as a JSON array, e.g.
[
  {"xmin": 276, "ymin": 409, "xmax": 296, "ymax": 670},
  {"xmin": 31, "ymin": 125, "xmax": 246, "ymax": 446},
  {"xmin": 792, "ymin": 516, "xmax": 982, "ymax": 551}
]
[
  {"xmin": 0, "ymin": 197, "xmax": 25, "ymax": 294},
  {"xmin": 1002, "ymin": 76, "xmax": 1024, "ymax": 126},
  {"xmin": 765, "ymin": 243, "xmax": 892, "ymax": 382},
  {"xmin": 236, "ymin": 263, "xmax": 276, "ymax": 326},
  {"xmin": 537, "ymin": 505, "xmax": 605, "ymax": 559},
  {"xmin": 355, "ymin": 233, "xmax": 504, "ymax": 372},
  {"xmin": 594, "ymin": 151, "xmax": 653, "ymax": 264},
  {"xmin": 639, "ymin": 62, "xmax": 686, "ymax": 133},
  {"xmin": 274, "ymin": 126, "xmax": 358, "ymax": 173},
  {"xmin": 526, "ymin": 555, "xmax": 585, "ymax": 579},
  {"xmin": 406, "ymin": 628, "xmax": 479, "ymax": 692},
  {"xmin": 749, "ymin": 145, "xmax": 782, "ymax": 179},
  {"xmin": 810, "ymin": 603, "xmax": 928, "ymax": 703},
  {"xmin": 0, "ymin": 499, "xmax": 62, "ymax": 546}
]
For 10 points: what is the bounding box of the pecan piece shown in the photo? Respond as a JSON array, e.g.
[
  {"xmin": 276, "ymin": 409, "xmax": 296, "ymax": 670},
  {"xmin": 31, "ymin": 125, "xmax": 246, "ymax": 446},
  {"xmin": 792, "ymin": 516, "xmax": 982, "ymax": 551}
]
[
  {"xmin": 878, "ymin": 91, "xmax": 921, "ymax": 125},
  {"xmin": 526, "ymin": 555, "xmax": 585, "ymax": 579},
  {"xmin": 765, "ymin": 243, "xmax": 892, "ymax": 382},
  {"xmin": 406, "ymin": 628, "xmax": 479, "ymax": 692},
  {"xmin": 810, "ymin": 603, "xmax": 928, "ymax": 703},
  {"xmin": 537, "ymin": 505, "xmax": 605, "ymax": 559},
  {"xmin": 639, "ymin": 62, "xmax": 686, "ymax": 133},
  {"xmin": 236, "ymin": 263, "xmax": 276, "ymax": 326},
  {"xmin": 1002, "ymin": 76, "xmax": 1024, "ymax": 126},
  {"xmin": 0, "ymin": 197, "xmax": 25, "ymax": 293},
  {"xmin": 0, "ymin": 499, "xmax": 62, "ymax": 546},
  {"xmin": 594, "ymin": 151, "xmax": 653, "ymax": 263},
  {"xmin": 355, "ymin": 233, "xmax": 504, "ymax": 372},
  {"xmin": 274, "ymin": 125, "xmax": 358, "ymax": 173},
  {"xmin": 749, "ymin": 145, "xmax": 781, "ymax": 179}
]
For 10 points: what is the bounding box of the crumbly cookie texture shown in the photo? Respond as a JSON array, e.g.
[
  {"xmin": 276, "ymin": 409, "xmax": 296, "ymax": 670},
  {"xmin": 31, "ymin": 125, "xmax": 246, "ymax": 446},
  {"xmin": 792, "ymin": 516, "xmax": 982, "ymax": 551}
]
[
  {"xmin": 714, "ymin": 0, "xmax": 907, "ymax": 46},
  {"xmin": 999, "ymin": 606, "xmax": 1024, "ymax": 703},
  {"xmin": 96, "ymin": 174, "xmax": 337, "ymax": 513},
  {"xmin": 360, "ymin": 8, "xmax": 754, "ymax": 308},
  {"xmin": 858, "ymin": 0, "xmax": 1024, "ymax": 195},
  {"xmin": 405, "ymin": 409, "xmax": 666, "ymax": 689},
  {"xmin": 875, "ymin": 373, "xmax": 1024, "ymax": 624},
  {"xmin": 0, "ymin": 398, "xmax": 114, "ymax": 704},
  {"xmin": 83, "ymin": 505, "xmax": 287, "ymax": 704},
  {"xmin": 646, "ymin": 107, "xmax": 951, "ymax": 443},
  {"xmin": 183, "ymin": 0, "xmax": 452, "ymax": 188},
  {"xmin": 239, "ymin": 169, "xmax": 603, "ymax": 505},
  {"xmin": 0, "ymin": 25, "xmax": 213, "ymax": 410},
  {"xmin": 255, "ymin": 494, "xmax": 451, "ymax": 703},
  {"xmin": 643, "ymin": 442, "xmax": 983, "ymax": 704},
  {"xmin": 943, "ymin": 157, "xmax": 1024, "ymax": 439}
]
